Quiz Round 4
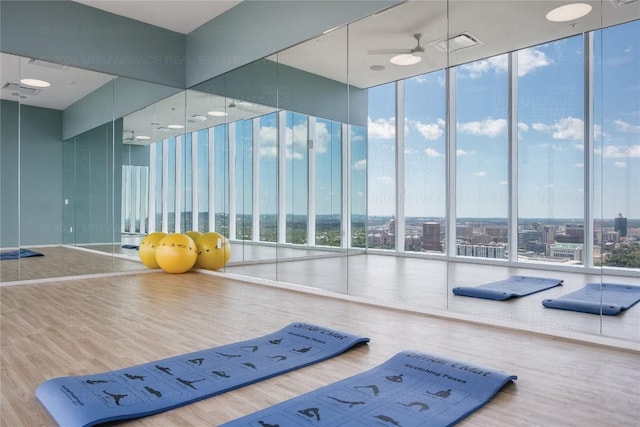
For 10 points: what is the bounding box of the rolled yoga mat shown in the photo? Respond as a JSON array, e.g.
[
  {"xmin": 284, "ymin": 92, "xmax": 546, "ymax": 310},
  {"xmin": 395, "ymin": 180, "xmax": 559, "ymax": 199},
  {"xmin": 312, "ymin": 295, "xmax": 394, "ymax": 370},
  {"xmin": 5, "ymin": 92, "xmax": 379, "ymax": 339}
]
[
  {"xmin": 221, "ymin": 350, "xmax": 516, "ymax": 427},
  {"xmin": 452, "ymin": 275, "xmax": 563, "ymax": 301},
  {"xmin": 36, "ymin": 322, "xmax": 369, "ymax": 427},
  {"xmin": 0, "ymin": 248, "xmax": 44, "ymax": 260}
]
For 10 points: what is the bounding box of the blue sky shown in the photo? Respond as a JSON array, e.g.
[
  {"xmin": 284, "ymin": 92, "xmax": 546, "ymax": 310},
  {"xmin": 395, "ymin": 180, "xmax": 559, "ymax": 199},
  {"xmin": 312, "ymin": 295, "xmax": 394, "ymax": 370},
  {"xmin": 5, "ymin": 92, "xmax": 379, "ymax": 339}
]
[{"xmin": 366, "ymin": 20, "xmax": 639, "ymax": 220}]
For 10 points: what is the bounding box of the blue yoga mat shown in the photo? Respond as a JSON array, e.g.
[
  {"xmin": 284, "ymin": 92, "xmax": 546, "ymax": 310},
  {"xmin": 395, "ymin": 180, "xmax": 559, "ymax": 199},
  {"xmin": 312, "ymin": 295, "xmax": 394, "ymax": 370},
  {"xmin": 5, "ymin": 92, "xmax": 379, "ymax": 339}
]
[
  {"xmin": 0, "ymin": 248, "xmax": 44, "ymax": 260},
  {"xmin": 121, "ymin": 244, "xmax": 139, "ymax": 250},
  {"xmin": 542, "ymin": 283, "xmax": 640, "ymax": 315},
  {"xmin": 221, "ymin": 350, "xmax": 516, "ymax": 427},
  {"xmin": 36, "ymin": 322, "xmax": 369, "ymax": 427},
  {"xmin": 452, "ymin": 275, "xmax": 563, "ymax": 301}
]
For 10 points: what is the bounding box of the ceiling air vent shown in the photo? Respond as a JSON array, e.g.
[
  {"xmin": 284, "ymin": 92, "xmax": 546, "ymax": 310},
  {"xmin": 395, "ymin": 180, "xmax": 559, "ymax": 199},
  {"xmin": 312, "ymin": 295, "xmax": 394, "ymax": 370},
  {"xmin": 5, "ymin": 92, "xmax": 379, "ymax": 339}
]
[
  {"xmin": 26, "ymin": 58, "xmax": 69, "ymax": 70},
  {"xmin": 2, "ymin": 82, "xmax": 41, "ymax": 96}
]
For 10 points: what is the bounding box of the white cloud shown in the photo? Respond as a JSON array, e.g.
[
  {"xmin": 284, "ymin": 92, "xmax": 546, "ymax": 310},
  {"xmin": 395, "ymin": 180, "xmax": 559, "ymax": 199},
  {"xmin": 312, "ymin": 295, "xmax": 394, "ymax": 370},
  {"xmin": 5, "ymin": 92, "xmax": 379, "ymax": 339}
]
[
  {"xmin": 517, "ymin": 48, "xmax": 553, "ymax": 77},
  {"xmin": 575, "ymin": 162, "xmax": 584, "ymax": 168},
  {"xmin": 368, "ymin": 116, "xmax": 395, "ymax": 139},
  {"xmin": 614, "ymin": 119, "xmax": 640, "ymax": 133},
  {"xmin": 353, "ymin": 159, "xmax": 367, "ymax": 170},
  {"xmin": 456, "ymin": 149, "xmax": 475, "ymax": 156},
  {"xmin": 457, "ymin": 48, "xmax": 551, "ymax": 78},
  {"xmin": 473, "ymin": 171, "xmax": 486, "ymax": 177},
  {"xmin": 518, "ymin": 122, "xmax": 529, "ymax": 132},
  {"xmin": 614, "ymin": 161, "xmax": 627, "ymax": 168},
  {"xmin": 313, "ymin": 121, "xmax": 331, "ymax": 153},
  {"xmin": 259, "ymin": 125, "xmax": 277, "ymax": 157},
  {"xmin": 425, "ymin": 147, "xmax": 443, "ymax": 158},
  {"xmin": 500, "ymin": 181, "xmax": 508, "ymax": 185},
  {"xmin": 459, "ymin": 55, "xmax": 508, "ymax": 78},
  {"xmin": 599, "ymin": 145, "xmax": 640, "ymax": 158},
  {"xmin": 457, "ymin": 118, "xmax": 507, "ymax": 137},
  {"xmin": 376, "ymin": 175, "xmax": 392, "ymax": 183},
  {"xmin": 532, "ymin": 117, "xmax": 584, "ymax": 140},
  {"xmin": 414, "ymin": 118, "xmax": 445, "ymax": 140}
]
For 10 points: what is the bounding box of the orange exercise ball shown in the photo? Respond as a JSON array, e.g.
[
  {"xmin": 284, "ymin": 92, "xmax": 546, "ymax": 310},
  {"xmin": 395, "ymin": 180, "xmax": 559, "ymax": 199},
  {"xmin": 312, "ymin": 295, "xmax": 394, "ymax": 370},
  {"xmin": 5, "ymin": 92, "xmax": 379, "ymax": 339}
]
[
  {"xmin": 195, "ymin": 232, "xmax": 232, "ymax": 270},
  {"xmin": 155, "ymin": 233, "xmax": 198, "ymax": 274},
  {"xmin": 138, "ymin": 232, "xmax": 167, "ymax": 269}
]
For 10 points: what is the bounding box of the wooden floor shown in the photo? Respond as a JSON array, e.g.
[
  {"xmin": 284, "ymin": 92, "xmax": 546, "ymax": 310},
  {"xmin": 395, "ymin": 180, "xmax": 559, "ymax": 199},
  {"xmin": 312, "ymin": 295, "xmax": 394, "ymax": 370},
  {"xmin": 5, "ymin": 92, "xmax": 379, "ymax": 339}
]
[{"xmin": 1, "ymin": 272, "xmax": 639, "ymax": 426}]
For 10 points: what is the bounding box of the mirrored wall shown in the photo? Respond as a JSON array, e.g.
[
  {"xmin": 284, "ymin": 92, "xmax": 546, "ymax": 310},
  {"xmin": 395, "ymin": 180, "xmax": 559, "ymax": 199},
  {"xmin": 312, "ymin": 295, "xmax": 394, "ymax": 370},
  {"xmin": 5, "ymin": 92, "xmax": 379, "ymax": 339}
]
[{"xmin": 2, "ymin": 0, "xmax": 639, "ymax": 343}]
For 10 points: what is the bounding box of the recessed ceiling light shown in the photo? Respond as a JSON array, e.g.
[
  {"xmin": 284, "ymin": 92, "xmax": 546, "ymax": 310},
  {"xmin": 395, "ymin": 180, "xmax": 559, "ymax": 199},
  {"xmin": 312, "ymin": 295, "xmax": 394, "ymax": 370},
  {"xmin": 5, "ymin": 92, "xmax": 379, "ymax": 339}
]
[
  {"xmin": 167, "ymin": 124, "xmax": 184, "ymax": 129},
  {"xmin": 134, "ymin": 135, "xmax": 151, "ymax": 140},
  {"xmin": 370, "ymin": 65, "xmax": 385, "ymax": 71},
  {"xmin": 390, "ymin": 54, "xmax": 422, "ymax": 66},
  {"xmin": 19, "ymin": 78, "xmax": 50, "ymax": 88},
  {"xmin": 208, "ymin": 110, "xmax": 229, "ymax": 117},
  {"xmin": 546, "ymin": 3, "xmax": 592, "ymax": 22}
]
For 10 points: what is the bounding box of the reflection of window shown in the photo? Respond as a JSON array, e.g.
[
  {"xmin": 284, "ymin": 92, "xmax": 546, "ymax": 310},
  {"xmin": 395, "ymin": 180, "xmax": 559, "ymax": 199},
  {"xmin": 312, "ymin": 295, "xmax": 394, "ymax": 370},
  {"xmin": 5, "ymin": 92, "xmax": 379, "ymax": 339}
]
[
  {"xmin": 594, "ymin": 20, "xmax": 640, "ymax": 269},
  {"xmin": 405, "ymin": 72, "xmax": 447, "ymax": 254},
  {"xmin": 259, "ymin": 113, "xmax": 278, "ymax": 242},
  {"xmin": 455, "ymin": 55, "xmax": 508, "ymax": 259},
  {"xmin": 235, "ymin": 120, "xmax": 253, "ymax": 241},
  {"xmin": 518, "ymin": 35, "xmax": 585, "ymax": 265},
  {"xmin": 166, "ymin": 137, "xmax": 176, "ymax": 233},
  {"xmin": 315, "ymin": 118, "xmax": 342, "ymax": 247},
  {"xmin": 286, "ymin": 112, "xmax": 308, "ymax": 244},
  {"xmin": 351, "ymin": 125, "xmax": 367, "ymax": 248},
  {"xmin": 367, "ymin": 83, "xmax": 396, "ymax": 250},
  {"xmin": 121, "ymin": 165, "xmax": 148, "ymax": 234},
  {"xmin": 196, "ymin": 129, "xmax": 209, "ymax": 233}
]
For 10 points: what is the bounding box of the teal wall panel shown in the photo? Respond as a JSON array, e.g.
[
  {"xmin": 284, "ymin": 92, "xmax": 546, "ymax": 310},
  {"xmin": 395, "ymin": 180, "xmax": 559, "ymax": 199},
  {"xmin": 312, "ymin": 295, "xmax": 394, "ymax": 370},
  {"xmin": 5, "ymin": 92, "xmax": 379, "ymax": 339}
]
[{"xmin": 0, "ymin": 100, "xmax": 63, "ymax": 247}]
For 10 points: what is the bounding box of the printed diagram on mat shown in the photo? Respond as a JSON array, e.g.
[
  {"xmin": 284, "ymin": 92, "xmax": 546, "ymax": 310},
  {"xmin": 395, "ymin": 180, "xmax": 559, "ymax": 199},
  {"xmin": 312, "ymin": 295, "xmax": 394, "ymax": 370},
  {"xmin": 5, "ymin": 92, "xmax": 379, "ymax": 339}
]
[{"xmin": 221, "ymin": 351, "xmax": 516, "ymax": 427}]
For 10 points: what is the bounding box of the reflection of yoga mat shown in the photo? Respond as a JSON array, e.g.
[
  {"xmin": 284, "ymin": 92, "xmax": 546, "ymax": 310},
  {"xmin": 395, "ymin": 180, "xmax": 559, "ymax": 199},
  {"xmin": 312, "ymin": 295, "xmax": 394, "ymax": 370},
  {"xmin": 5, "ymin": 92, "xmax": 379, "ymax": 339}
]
[
  {"xmin": 121, "ymin": 244, "xmax": 139, "ymax": 250},
  {"xmin": 36, "ymin": 322, "xmax": 369, "ymax": 427},
  {"xmin": 542, "ymin": 283, "xmax": 640, "ymax": 315},
  {"xmin": 0, "ymin": 248, "xmax": 44, "ymax": 260},
  {"xmin": 452, "ymin": 275, "xmax": 563, "ymax": 301},
  {"xmin": 222, "ymin": 350, "xmax": 516, "ymax": 427}
]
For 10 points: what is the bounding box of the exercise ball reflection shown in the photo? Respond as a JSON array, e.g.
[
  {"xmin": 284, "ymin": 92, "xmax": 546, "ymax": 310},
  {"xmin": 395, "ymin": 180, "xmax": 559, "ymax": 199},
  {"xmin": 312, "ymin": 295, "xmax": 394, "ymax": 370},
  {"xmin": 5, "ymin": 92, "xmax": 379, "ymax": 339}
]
[
  {"xmin": 196, "ymin": 232, "xmax": 231, "ymax": 270},
  {"xmin": 138, "ymin": 232, "xmax": 167, "ymax": 269},
  {"xmin": 185, "ymin": 230, "xmax": 202, "ymax": 242},
  {"xmin": 155, "ymin": 233, "xmax": 197, "ymax": 273}
]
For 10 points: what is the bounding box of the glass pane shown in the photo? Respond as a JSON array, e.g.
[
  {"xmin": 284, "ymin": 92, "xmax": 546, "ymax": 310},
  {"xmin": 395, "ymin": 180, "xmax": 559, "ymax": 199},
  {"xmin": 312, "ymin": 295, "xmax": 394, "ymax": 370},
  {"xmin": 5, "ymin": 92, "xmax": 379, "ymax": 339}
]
[
  {"xmin": 235, "ymin": 119, "xmax": 253, "ymax": 240},
  {"xmin": 259, "ymin": 113, "xmax": 278, "ymax": 242},
  {"xmin": 518, "ymin": 35, "xmax": 585, "ymax": 265},
  {"xmin": 367, "ymin": 82, "xmax": 396, "ymax": 250},
  {"xmin": 455, "ymin": 54, "xmax": 509, "ymax": 259},
  {"xmin": 351, "ymin": 125, "xmax": 367, "ymax": 248},
  {"xmin": 315, "ymin": 118, "xmax": 342, "ymax": 247},
  {"xmin": 405, "ymin": 72, "xmax": 447, "ymax": 254},
  {"xmin": 196, "ymin": 129, "xmax": 209, "ymax": 233},
  {"xmin": 285, "ymin": 112, "xmax": 308, "ymax": 244}
]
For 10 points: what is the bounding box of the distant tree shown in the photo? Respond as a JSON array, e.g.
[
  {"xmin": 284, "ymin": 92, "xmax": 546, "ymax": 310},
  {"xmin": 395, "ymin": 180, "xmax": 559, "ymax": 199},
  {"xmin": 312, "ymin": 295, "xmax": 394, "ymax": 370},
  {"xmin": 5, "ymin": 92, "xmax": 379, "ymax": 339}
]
[{"xmin": 605, "ymin": 242, "xmax": 640, "ymax": 268}]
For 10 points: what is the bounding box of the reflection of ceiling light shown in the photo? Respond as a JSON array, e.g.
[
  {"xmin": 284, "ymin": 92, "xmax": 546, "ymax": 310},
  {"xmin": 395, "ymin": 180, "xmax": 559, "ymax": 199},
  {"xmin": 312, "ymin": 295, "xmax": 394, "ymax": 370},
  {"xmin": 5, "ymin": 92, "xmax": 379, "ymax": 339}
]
[
  {"xmin": 134, "ymin": 135, "xmax": 151, "ymax": 140},
  {"xmin": 208, "ymin": 110, "xmax": 228, "ymax": 117},
  {"xmin": 156, "ymin": 127, "xmax": 171, "ymax": 132},
  {"xmin": 609, "ymin": 0, "xmax": 639, "ymax": 6},
  {"xmin": 431, "ymin": 33, "xmax": 480, "ymax": 53},
  {"xmin": 167, "ymin": 124, "xmax": 184, "ymax": 129},
  {"xmin": 187, "ymin": 115, "xmax": 208, "ymax": 122},
  {"xmin": 19, "ymin": 78, "xmax": 50, "ymax": 88},
  {"xmin": 546, "ymin": 3, "xmax": 592, "ymax": 22},
  {"xmin": 370, "ymin": 65, "xmax": 385, "ymax": 71},
  {"xmin": 390, "ymin": 54, "xmax": 421, "ymax": 66}
]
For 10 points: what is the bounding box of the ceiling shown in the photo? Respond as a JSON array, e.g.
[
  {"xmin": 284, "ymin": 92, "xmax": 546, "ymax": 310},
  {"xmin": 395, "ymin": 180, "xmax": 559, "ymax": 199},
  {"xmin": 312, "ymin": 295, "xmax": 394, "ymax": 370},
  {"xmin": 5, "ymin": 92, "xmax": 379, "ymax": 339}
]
[
  {"xmin": 70, "ymin": 0, "xmax": 242, "ymax": 34},
  {"xmin": 2, "ymin": 0, "xmax": 639, "ymax": 140}
]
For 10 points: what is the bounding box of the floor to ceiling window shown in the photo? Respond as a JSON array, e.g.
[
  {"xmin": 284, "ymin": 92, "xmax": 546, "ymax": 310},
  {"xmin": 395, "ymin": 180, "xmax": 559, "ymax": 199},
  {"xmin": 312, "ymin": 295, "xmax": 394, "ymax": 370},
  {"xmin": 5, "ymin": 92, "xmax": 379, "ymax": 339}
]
[
  {"xmin": 285, "ymin": 112, "xmax": 309, "ymax": 244},
  {"xmin": 314, "ymin": 118, "xmax": 342, "ymax": 247},
  {"xmin": 593, "ymin": 20, "xmax": 640, "ymax": 271},
  {"xmin": 404, "ymin": 72, "xmax": 447, "ymax": 254},
  {"xmin": 258, "ymin": 113, "xmax": 278, "ymax": 243},
  {"xmin": 455, "ymin": 54, "xmax": 509, "ymax": 260},
  {"xmin": 517, "ymin": 35, "xmax": 586, "ymax": 265},
  {"xmin": 367, "ymin": 82, "xmax": 397, "ymax": 250}
]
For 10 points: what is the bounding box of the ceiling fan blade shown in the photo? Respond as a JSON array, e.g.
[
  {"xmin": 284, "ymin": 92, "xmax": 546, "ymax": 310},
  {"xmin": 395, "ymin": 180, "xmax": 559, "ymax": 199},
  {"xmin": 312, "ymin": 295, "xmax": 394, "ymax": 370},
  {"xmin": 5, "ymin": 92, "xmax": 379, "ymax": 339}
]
[{"xmin": 368, "ymin": 48, "xmax": 413, "ymax": 55}]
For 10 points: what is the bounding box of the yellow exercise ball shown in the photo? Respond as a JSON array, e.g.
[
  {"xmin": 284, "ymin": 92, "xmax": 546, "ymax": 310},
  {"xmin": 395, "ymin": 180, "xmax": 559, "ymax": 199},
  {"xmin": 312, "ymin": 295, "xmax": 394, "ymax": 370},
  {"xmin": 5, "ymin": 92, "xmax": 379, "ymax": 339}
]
[
  {"xmin": 138, "ymin": 232, "xmax": 167, "ymax": 269},
  {"xmin": 185, "ymin": 230, "xmax": 202, "ymax": 242},
  {"xmin": 155, "ymin": 233, "xmax": 198, "ymax": 274},
  {"xmin": 196, "ymin": 232, "xmax": 232, "ymax": 270}
]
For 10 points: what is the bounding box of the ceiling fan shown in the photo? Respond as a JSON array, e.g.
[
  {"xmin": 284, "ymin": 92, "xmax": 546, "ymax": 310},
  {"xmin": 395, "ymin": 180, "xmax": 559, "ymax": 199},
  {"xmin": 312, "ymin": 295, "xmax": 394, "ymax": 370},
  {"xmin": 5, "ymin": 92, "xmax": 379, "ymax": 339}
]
[{"xmin": 368, "ymin": 33, "xmax": 425, "ymax": 57}]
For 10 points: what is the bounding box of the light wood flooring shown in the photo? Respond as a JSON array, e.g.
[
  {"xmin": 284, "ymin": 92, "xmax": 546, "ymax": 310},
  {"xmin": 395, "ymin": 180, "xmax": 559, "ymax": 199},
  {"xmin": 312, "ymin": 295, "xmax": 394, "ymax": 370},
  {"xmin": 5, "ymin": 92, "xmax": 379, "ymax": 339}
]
[{"xmin": 1, "ymin": 271, "xmax": 639, "ymax": 426}]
